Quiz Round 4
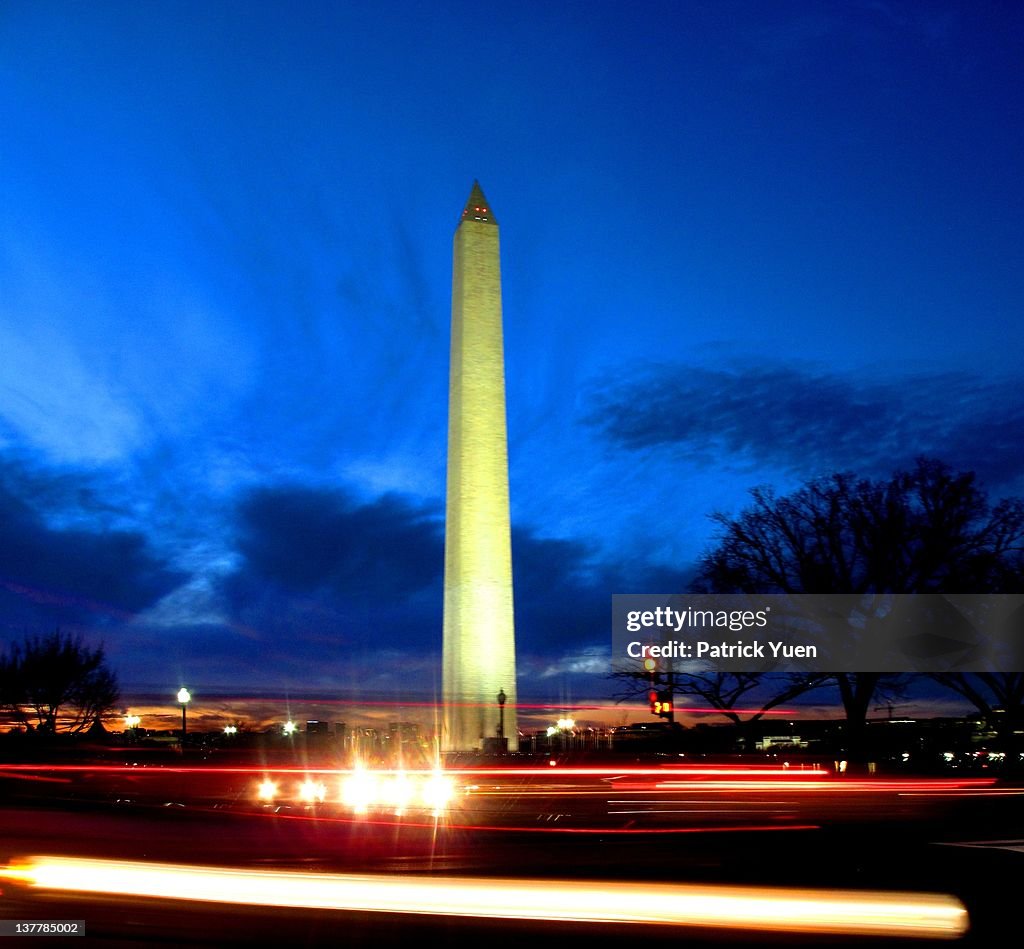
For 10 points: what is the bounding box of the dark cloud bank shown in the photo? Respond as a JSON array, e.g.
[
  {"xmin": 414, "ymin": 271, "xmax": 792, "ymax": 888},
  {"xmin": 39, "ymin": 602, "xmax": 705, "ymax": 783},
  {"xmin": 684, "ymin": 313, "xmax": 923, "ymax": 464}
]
[
  {"xmin": 1, "ymin": 454, "xmax": 679, "ymax": 696},
  {"xmin": 588, "ymin": 362, "xmax": 1024, "ymax": 491},
  {"xmin": 0, "ymin": 465, "xmax": 184, "ymax": 632},
  {"xmin": 220, "ymin": 485, "xmax": 679, "ymax": 695}
]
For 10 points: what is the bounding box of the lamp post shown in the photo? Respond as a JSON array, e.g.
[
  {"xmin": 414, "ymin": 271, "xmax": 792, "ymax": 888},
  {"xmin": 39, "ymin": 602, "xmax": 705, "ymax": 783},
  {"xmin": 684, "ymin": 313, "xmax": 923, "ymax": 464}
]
[
  {"xmin": 497, "ymin": 689, "xmax": 507, "ymax": 753},
  {"xmin": 177, "ymin": 687, "xmax": 191, "ymax": 741}
]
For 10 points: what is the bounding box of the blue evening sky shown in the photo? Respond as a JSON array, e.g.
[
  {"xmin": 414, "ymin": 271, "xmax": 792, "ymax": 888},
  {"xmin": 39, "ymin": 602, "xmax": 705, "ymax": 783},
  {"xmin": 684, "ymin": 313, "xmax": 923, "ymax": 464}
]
[{"xmin": 1, "ymin": 1, "xmax": 1022, "ymax": 723}]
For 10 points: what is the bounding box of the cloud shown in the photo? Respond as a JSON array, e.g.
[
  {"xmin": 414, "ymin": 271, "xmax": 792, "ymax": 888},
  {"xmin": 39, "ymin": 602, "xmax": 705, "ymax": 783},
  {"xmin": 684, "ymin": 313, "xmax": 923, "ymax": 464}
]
[
  {"xmin": 0, "ymin": 441, "xmax": 694, "ymax": 699},
  {"xmin": 587, "ymin": 362, "xmax": 1024, "ymax": 491},
  {"xmin": 511, "ymin": 530, "xmax": 688, "ymax": 702},
  {"xmin": 512, "ymin": 531, "xmax": 601, "ymax": 652},
  {"xmin": 229, "ymin": 485, "xmax": 444, "ymax": 600},
  {"xmin": 216, "ymin": 486, "xmax": 445, "ymax": 672},
  {"xmin": 212, "ymin": 482, "xmax": 683, "ymax": 697},
  {"xmin": 0, "ymin": 322, "xmax": 144, "ymax": 465},
  {"xmin": 0, "ymin": 466, "xmax": 685, "ymax": 695},
  {"xmin": 0, "ymin": 457, "xmax": 186, "ymax": 631},
  {"xmin": 535, "ymin": 645, "xmax": 611, "ymax": 680}
]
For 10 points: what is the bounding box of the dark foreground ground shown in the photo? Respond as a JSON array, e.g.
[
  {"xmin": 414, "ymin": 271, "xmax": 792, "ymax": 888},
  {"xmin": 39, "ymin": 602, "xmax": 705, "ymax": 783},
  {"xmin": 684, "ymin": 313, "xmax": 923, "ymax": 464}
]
[{"xmin": 1, "ymin": 757, "xmax": 1021, "ymax": 947}]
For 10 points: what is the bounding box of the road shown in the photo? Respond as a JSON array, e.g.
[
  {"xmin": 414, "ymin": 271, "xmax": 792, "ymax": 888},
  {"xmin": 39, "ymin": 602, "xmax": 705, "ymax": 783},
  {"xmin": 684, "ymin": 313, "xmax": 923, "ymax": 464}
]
[{"xmin": 1, "ymin": 758, "xmax": 1022, "ymax": 946}]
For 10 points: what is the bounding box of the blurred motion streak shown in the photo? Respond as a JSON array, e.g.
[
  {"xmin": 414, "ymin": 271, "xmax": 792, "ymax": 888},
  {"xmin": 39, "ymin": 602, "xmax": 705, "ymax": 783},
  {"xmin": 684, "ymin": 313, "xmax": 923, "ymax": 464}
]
[
  {"xmin": 3, "ymin": 856, "xmax": 968, "ymax": 938},
  {"xmin": 199, "ymin": 803, "xmax": 822, "ymax": 834},
  {"xmin": 0, "ymin": 764, "xmax": 999, "ymax": 783}
]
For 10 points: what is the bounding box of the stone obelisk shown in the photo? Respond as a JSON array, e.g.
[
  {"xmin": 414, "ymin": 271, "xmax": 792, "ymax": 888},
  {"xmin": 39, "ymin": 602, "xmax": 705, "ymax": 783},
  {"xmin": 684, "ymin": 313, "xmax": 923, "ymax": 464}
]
[{"xmin": 442, "ymin": 182, "xmax": 517, "ymax": 752}]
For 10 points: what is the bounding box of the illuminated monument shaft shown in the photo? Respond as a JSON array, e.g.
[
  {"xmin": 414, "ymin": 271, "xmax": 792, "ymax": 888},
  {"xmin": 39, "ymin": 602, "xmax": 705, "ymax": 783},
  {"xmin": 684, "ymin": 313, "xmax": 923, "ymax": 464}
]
[{"xmin": 443, "ymin": 182, "xmax": 517, "ymax": 751}]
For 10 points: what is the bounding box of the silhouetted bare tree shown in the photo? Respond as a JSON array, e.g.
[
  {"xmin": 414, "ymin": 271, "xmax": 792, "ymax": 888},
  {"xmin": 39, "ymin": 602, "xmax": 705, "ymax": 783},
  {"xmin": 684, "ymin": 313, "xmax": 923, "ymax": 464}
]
[
  {"xmin": 0, "ymin": 631, "xmax": 120, "ymax": 734},
  {"xmin": 694, "ymin": 459, "xmax": 1024, "ymax": 760}
]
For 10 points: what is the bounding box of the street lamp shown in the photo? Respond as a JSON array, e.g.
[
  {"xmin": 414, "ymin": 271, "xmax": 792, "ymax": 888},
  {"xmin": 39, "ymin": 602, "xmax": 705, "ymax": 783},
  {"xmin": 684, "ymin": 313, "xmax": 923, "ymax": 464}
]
[
  {"xmin": 177, "ymin": 687, "xmax": 191, "ymax": 740},
  {"xmin": 283, "ymin": 720, "xmax": 297, "ymax": 737},
  {"xmin": 497, "ymin": 689, "xmax": 507, "ymax": 753}
]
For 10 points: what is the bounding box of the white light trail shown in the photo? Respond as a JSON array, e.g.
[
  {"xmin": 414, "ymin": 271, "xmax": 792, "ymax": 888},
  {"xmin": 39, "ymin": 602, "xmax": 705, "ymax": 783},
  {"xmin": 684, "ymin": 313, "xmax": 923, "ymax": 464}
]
[{"xmin": 4, "ymin": 856, "xmax": 968, "ymax": 939}]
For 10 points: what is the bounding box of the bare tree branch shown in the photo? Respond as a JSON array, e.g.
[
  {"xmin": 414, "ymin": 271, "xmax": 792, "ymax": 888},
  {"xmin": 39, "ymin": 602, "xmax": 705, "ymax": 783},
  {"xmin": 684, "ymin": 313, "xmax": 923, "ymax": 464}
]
[{"xmin": 0, "ymin": 631, "xmax": 119, "ymax": 733}]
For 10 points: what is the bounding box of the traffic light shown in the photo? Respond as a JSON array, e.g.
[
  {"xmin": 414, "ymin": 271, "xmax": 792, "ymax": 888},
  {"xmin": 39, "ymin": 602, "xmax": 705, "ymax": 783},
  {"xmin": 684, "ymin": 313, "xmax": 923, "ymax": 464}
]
[{"xmin": 653, "ymin": 691, "xmax": 673, "ymax": 719}]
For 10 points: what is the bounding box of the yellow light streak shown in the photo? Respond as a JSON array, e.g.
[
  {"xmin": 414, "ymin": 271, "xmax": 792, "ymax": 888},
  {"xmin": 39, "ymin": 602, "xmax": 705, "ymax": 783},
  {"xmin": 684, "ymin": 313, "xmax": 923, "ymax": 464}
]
[{"xmin": 3, "ymin": 856, "xmax": 968, "ymax": 939}]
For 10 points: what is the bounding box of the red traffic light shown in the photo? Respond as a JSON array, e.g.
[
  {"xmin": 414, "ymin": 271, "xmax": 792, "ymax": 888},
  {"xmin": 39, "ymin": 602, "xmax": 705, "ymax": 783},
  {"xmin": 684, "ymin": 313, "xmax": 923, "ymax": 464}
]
[{"xmin": 651, "ymin": 692, "xmax": 675, "ymax": 716}]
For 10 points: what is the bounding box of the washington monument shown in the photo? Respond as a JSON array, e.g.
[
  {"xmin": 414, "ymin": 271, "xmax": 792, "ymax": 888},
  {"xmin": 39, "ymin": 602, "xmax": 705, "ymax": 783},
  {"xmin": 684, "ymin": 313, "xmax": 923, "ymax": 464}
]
[{"xmin": 442, "ymin": 182, "xmax": 518, "ymax": 751}]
